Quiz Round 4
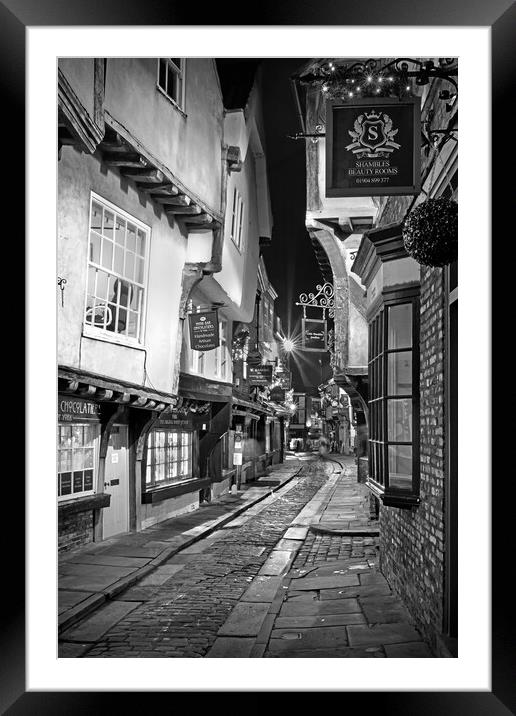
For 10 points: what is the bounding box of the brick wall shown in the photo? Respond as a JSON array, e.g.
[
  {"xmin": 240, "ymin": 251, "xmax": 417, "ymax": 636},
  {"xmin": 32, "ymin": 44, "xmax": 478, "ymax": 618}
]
[
  {"xmin": 58, "ymin": 509, "xmax": 94, "ymax": 554},
  {"xmin": 379, "ymin": 264, "xmax": 446, "ymax": 651}
]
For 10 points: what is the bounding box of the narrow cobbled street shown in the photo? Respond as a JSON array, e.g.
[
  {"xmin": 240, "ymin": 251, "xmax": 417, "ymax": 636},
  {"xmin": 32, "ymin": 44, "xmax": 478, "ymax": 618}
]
[{"xmin": 60, "ymin": 456, "xmax": 431, "ymax": 658}]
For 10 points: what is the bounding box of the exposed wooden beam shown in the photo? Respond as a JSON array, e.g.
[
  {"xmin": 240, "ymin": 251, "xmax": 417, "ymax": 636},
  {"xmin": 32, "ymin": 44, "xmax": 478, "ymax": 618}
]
[
  {"xmin": 122, "ymin": 168, "xmax": 165, "ymax": 183},
  {"xmin": 103, "ymin": 153, "xmax": 148, "ymax": 168},
  {"xmin": 152, "ymin": 193, "xmax": 191, "ymax": 206},
  {"xmin": 184, "ymin": 213, "xmax": 213, "ymax": 225},
  {"xmin": 141, "ymin": 183, "xmax": 179, "ymax": 197},
  {"xmin": 98, "ymin": 131, "xmax": 126, "ymax": 151},
  {"xmin": 164, "ymin": 205, "xmax": 202, "ymax": 216}
]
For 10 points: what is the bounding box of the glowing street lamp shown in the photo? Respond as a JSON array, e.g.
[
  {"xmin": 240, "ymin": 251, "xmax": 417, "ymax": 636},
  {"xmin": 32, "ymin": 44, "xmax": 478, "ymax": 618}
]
[{"xmin": 283, "ymin": 337, "xmax": 296, "ymax": 353}]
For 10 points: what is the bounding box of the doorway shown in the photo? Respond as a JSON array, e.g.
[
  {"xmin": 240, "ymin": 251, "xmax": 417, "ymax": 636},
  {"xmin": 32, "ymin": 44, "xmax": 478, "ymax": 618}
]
[{"xmin": 103, "ymin": 424, "xmax": 129, "ymax": 539}]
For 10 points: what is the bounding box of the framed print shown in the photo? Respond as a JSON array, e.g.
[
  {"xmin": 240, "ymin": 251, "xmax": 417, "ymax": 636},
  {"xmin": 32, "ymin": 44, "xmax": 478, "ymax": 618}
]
[{"xmin": 10, "ymin": 0, "xmax": 512, "ymax": 711}]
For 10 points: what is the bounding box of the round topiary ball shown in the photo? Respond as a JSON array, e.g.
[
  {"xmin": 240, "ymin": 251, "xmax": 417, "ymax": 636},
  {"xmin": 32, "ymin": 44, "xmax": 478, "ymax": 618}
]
[{"xmin": 402, "ymin": 198, "xmax": 458, "ymax": 267}]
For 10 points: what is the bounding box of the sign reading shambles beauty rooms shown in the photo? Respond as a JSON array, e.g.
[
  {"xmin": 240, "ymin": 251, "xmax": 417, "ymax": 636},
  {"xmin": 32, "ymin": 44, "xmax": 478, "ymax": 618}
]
[
  {"xmin": 325, "ymin": 97, "xmax": 421, "ymax": 197},
  {"xmin": 189, "ymin": 310, "xmax": 219, "ymax": 351}
]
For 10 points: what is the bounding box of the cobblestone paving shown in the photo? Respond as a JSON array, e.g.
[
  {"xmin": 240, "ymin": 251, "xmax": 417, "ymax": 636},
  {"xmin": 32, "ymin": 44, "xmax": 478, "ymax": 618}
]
[
  {"xmin": 83, "ymin": 459, "xmax": 333, "ymax": 658},
  {"xmin": 293, "ymin": 533, "xmax": 379, "ymax": 568}
]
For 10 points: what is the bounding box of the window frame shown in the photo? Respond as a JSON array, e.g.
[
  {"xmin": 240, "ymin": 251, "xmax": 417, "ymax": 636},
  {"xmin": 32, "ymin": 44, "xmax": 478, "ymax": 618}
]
[
  {"xmin": 57, "ymin": 422, "xmax": 99, "ymax": 502},
  {"xmin": 144, "ymin": 428, "xmax": 194, "ymax": 490},
  {"xmin": 366, "ymin": 285, "xmax": 420, "ymax": 508},
  {"xmin": 229, "ymin": 187, "xmax": 245, "ymax": 251},
  {"xmin": 156, "ymin": 58, "xmax": 186, "ymax": 113},
  {"xmin": 83, "ymin": 193, "xmax": 150, "ymax": 348}
]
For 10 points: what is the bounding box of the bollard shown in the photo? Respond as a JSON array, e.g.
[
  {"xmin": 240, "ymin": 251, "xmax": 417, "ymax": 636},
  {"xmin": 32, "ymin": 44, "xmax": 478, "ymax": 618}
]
[{"xmin": 231, "ymin": 484, "xmax": 238, "ymax": 495}]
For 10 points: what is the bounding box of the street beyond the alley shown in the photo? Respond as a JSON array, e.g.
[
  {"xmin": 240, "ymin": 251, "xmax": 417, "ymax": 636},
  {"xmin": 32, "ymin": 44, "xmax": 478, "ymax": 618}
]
[{"xmin": 59, "ymin": 455, "xmax": 430, "ymax": 658}]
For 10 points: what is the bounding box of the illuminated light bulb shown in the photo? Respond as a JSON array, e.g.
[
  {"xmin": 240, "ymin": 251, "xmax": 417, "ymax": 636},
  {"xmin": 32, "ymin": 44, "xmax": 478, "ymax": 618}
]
[
  {"xmin": 351, "ymin": 79, "xmax": 355, "ymax": 83},
  {"xmin": 388, "ymin": 76, "xmax": 394, "ymax": 82},
  {"xmin": 322, "ymin": 85, "xmax": 329, "ymax": 92},
  {"xmin": 378, "ymin": 77, "xmax": 383, "ymax": 83},
  {"xmin": 367, "ymin": 76, "xmax": 373, "ymax": 83},
  {"xmin": 356, "ymin": 86, "xmax": 361, "ymax": 92},
  {"xmin": 406, "ymin": 85, "xmax": 411, "ymax": 91},
  {"xmin": 348, "ymin": 92, "xmax": 353, "ymax": 98},
  {"xmin": 376, "ymin": 88, "xmax": 381, "ymax": 93}
]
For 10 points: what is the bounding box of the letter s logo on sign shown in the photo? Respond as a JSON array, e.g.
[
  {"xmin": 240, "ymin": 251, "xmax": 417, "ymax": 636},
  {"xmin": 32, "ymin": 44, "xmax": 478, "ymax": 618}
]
[{"xmin": 367, "ymin": 126, "xmax": 379, "ymax": 141}]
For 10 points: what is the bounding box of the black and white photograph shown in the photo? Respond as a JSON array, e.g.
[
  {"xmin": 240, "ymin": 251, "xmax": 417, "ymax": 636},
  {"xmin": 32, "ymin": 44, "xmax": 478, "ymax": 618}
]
[
  {"xmin": 12, "ymin": 6, "xmax": 509, "ymax": 705},
  {"xmin": 54, "ymin": 54, "xmax": 458, "ymax": 660}
]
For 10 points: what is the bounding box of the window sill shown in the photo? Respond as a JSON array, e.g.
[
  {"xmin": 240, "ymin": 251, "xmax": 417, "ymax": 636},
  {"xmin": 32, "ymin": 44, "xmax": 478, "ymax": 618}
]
[
  {"xmin": 58, "ymin": 493, "xmax": 111, "ymax": 515},
  {"xmin": 156, "ymin": 84, "xmax": 187, "ymax": 118},
  {"xmin": 365, "ymin": 478, "xmax": 420, "ymax": 510},
  {"xmin": 142, "ymin": 477, "xmax": 209, "ymax": 504},
  {"xmin": 82, "ymin": 327, "xmax": 146, "ymax": 351}
]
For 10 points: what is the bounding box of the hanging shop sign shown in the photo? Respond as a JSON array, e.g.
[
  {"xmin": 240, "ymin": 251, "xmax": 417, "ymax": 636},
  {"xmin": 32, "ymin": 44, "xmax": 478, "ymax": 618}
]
[
  {"xmin": 248, "ymin": 364, "xmax": 273, "ymax": 386},
  {"xmin": 325, "ymin": 97, "xmax": 421, "ymax": 197},
  {"xmin": 302, "ymin": 318, "xmax": 328, "ymax": 352},
  {"xmin": 58, "ymin": 394, "xmax": 102, "ymax": 422},
  {"xmin": 189, "ymin": 310, "xmax": 219, "ymax": 351},
  {"xmin": 270, "ymin": 386, "xmax": 286, "ymax": 403}
]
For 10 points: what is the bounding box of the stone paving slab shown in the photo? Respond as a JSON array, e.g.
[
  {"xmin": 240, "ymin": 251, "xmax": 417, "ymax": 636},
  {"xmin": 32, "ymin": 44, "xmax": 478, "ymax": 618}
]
[
  {"xmin": 268, "ymin": 626, "xmax": 350, "ymax": 653},
  {"xmin": 279, "ymin": 598, "xmax": 362, "ymax": 617},
  {"xmin": 59, "ymin": 564, "xmax": 138, "ymax": 592},
  {"xmin": 275, "ymin": 538, "xmax": 304, "ymax": 551},
  {"xmin": 360, "ymin": 595, "xmax": 414, "ymax": 624},
  {"xmin": 283, "ymin": 527, "xmax": 309, "ymax": 540},
  {"xmin": 241, "ymin": 576, "xmax": 283, "ymax": 603},
  {"xmin": 265, "ymin": 647, "xmax": 385, "ymax": 658},
  {"xmin": 62, "ymin": 555, "xmax": 151, "ymax": 568},
  {"xmin": 207, "ymin": 637, "xmax": 256, "ymax": 658},
  {"xmin": 58, "ymin": 642, "xmax": 92, "ymax": 658},
  {"xmin": 275, "ymin": 613, "xmax": 366, "ymax": 629},
  {"xmin": 58, "ymin": 590, "xmax": 95, "ymax": 614},
  {"xmin": 320, "ymin": 583, "xmax": 392, "ymax": 600},
  {"xmin": 258, "ymin": 550, "xmax": 293, "ymax": 576},
  {"xmin": 347, "ymin": 622, "xmax": 421, "ymax": 648},
  {"xmin": 384, "ymin": 641, "xmax": 433, "ymax": 657},
  {"xmin": 292, "ymin": 574, "xmax": 360, "ymax": 591},
  {"xmin": 60, "ymin": 601, "xmax": 140, "ymax": 643},
  {"xmin": 218, "ymin": 602, "xmax": 271, "ymax": 637}
]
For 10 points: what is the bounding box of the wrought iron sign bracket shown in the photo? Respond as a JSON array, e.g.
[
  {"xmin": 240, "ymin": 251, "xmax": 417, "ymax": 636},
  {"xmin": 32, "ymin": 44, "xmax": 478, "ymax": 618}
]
[{"xmin": 296, "ymin": 282, "xmax": 335, "ymax": 319}]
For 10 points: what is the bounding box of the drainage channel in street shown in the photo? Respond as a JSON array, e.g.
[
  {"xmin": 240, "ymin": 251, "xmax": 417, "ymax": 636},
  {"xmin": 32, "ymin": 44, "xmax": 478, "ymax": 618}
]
[{"xmin": 59, "ymin": 457, "xmax": 339, "ymax": 658}]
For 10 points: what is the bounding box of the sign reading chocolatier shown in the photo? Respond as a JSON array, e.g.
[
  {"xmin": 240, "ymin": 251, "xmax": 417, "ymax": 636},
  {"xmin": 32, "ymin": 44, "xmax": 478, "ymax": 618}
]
[
  {"xmin": 189, "ymin": 310, "xmax": 219, "ymax": 351},
  {"xmin": 58, "ymin": 395, "xmax": 102, "ymax": 422},
  {"xmin": 325, "ymin": 97, "xmax": 421, "ymax": 197}
]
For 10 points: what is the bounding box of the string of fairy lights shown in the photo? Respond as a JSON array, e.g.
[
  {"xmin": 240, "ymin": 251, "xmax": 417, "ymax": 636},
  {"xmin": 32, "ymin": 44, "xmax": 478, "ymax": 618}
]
[{"xmin": 298, "ymin": 58, "xmax": 457, "ymax": 105}]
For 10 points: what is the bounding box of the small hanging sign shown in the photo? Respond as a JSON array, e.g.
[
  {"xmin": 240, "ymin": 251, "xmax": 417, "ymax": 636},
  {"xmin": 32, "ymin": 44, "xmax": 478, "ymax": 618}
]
[
  {"xmin": 325, "ymin": 97, "xmax": 421, "ymax": 197},
  {"xmin": 302, "ymin": 318, "xmax": 328, "ymax": 352},
  {"xmin": 189, "ymin": 310, "xmax": 219, "ymax": 351},
  {"xmin": 248, "ymin": 364, "xmax": 273, "ymax": 386}
]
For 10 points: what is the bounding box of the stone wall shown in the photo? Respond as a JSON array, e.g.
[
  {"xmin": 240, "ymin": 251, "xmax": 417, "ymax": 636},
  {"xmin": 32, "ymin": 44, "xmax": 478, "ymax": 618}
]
[
  {"xmin": 58, "ymin": 510, "xmax": 94, "ymax": 554},
  {"xmin": 379, "ymin": 264, "xmax": 446, "ymax": 651}
]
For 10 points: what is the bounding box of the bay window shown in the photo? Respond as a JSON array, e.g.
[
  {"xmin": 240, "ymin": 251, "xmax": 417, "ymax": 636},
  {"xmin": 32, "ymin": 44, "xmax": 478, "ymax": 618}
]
[
  {"xmin": 58, "ymin": 424, "xmax": 99, "ymax": 501},
  {"xmin": 367, "ymin": 287, "xmax": 420, "ymax": 507},
  {"xmin": 85, "ymin": 195, "xmax": 148, "ymax": 343},
  {"xmin": 145, "ymin": 429, "xmax": 193, "ymax": 488}
]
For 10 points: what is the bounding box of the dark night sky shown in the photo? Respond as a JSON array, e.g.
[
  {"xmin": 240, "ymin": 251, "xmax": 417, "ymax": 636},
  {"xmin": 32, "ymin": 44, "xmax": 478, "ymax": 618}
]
[{"xmin": 260, "ymin": 59, "xmax": 333, "ymax": 394}]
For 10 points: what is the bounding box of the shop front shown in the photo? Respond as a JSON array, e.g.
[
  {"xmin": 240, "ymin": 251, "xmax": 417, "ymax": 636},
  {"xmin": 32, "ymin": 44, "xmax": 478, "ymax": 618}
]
[{"xmin": 58, "ymin": 394, "xmax": 110, "ymax": 553}]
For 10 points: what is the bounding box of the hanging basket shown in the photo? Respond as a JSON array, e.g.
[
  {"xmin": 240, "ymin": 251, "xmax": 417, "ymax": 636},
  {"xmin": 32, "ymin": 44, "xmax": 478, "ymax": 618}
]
[{"xmin": 402, "ymin": 198, "xmax": 458, "ymax": 267}]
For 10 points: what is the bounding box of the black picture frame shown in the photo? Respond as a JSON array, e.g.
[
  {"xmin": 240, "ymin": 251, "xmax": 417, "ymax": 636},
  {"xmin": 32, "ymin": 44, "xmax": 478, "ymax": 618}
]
[{"xmin": 12, "ymin": 0, "xmax": 511, "ymax": 711}]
